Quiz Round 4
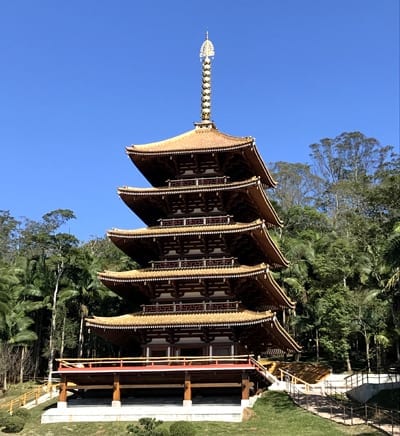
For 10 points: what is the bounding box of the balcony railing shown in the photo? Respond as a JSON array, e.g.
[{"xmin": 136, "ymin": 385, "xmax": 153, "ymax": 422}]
[
  {"xmin": 141, "ymin": 301, "xmax": 240, "ymax": 314},
  {"xmin": 56, "ymin": 355, "xmax": 254, "ymax": 371},
  {"xmin": 166, "ymin": 176, "xmax": 230, "ymax": 188},
  {"xmin": 150, "ymin": 257, "xmax": 237, "ymax": 269},
  {"xmin": 158, "ymin": 215, "xmax": 233, "ymax": 227}
]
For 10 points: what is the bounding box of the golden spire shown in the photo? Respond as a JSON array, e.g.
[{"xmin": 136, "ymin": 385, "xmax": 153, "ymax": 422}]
[{"xmin": 197, "ymin": 32, "xmax": 215, "ymax": 127}]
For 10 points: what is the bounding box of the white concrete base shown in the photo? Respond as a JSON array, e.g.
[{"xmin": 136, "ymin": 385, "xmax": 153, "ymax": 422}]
[
  {"xmin": 182, "ymin": 400, "xmax": 192, "ymax": 407},
  {"xmin": 241, "ymin": 399, "xmax": 250, "ymax": 408},
  {"xmin": 348, "ymin": 381, "xmax": 400, "ymax": 403},
  {"xmin": 57, "ymin": 401, "xmax": 67, "ymax": 409},
  {"xmin": 268, "ymin": 381, "xmax": 286, "ymax": 391},
  {"xmin": 111, "ymin": 400, "xmax": 121, "ymax": 408},
  {"xmin": 42, "ymin": 404, "xmax": 244, "ymax": 423}
]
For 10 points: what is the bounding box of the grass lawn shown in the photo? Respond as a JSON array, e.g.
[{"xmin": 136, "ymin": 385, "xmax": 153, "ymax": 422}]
[{"xmin": 8, "ymin": 391, "xmax": 381, "ymax": 436}]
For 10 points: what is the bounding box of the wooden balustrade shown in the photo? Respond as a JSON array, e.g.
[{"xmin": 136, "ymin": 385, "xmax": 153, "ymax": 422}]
[
  {"xmin": 158, "ymin": 215, "xmax": 233, "ymax": 227},
  {"xmin": 56, "ymin": 355, "xmax": 254, "ymax": 370},
  {"xmin": 150, "ymin": 257, "xmax": 237, "ymax": 269},
  {"xmin": 166, "ymin": 176, "xmax": 230, "ymax": 188},
  {"xmin": 141, "ymin": 301, "xmax": 240, "ymax": 313}
]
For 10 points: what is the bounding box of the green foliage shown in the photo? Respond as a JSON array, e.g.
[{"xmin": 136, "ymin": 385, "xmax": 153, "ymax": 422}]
[
  {"xmin": 169, "ymin": 421, "xmax": 196, "ymax": 436},
  {"xmin": 127, "ymin": 417, "xmax": 165, "ymax": 435},
  {"xmin": 1, "ymin": 414, "xmax": 25, "ymax": 433},
  {"xmin": 12, "ymin": 408, "xmax": 30, "ymax": 420},
  {"xmin": 0, "ymin": 409, "xmax": 10, "ymax": 426}
]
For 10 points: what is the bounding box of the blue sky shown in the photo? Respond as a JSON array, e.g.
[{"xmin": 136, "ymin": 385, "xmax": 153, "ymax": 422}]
[{"xmin": 1, "ymin": 1, "xmax": 399, "ymax": 242}]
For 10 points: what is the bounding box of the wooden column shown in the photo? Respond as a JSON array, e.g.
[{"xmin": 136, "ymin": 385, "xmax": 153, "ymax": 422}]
[
  {"xmin": 183, "ymin": 372, "xmax": 192, "ymax": 407},
  {"xmin": 241, "ymin": 373, "xmax": 250, "ymax": 400},
  {"xmin": 58, "ymin": 375, "xmax": 68, "ymax": 408},
  {"xmin": 112, "ymin": 373, "xmax": 121, "ymax": 407}
]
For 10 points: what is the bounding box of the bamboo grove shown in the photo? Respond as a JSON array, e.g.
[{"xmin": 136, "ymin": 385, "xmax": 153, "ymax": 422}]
[{"xmin": 0, "ymin": 131, "xmax": 399, "ymax": 387}]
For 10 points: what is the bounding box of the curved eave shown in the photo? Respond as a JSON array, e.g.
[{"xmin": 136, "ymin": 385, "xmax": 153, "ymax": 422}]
[
  {"xmin": 270, "ymin": 317, "xmax": 302, "ymax": 353},
  {"xmin": 108, "ymin": 219, "xmax": 288, "ymax": 268},
  {"xmin": 260, "ymin": 272, "xmax": 296, "ymax": 310},
  {"xmin": 86, "ymin": 309, "xmax": 274, "ymax": 329},
  {"xmin": 99, "ymin": 263, "xmax": 269, "ymax": 283},
  {"xmin": 127, "ymin": 127, "xmax": 251, "ymax": 152},
  {"xmin": 118, "ymin": 177, "xmax": 283, "ymax": 228},
  {"xmin": 98, "ymin": 264, "xmax": 294, "ymax": 310},
  {"xmin": 85, "ymin": 312, "xmax": 301, "ymax": 353},
  {"xmin": 127, "ymin": 131, "xmax": 276, "ymax": 188}
]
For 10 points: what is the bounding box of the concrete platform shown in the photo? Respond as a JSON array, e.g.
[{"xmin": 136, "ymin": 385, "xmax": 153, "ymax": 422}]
[{"xmin": 41, "ymin": 395, "xmax": 249, "ymax": 423}]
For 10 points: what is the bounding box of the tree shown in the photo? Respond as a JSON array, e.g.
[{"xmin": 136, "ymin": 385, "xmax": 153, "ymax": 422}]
[
  {"xmin": 352, "ymin": 289, "xmax": 388, "ymax": 371},
  {"xmin": 0, "ymin": 261, "xmax": 42, "ymax": 386},
  {"xmin": 384, "ymin": 223, "xmax": 400, "ymax": 360},
  {"xmin": 19, "ymin": 209, "xmax": 79, "ymax": 382},
  {"xmin": 269, "ymin": 162, "xmax": 323, "ymax": 211},
  {"xmin": 310, "ymin": 132, "xmax": 392, "ymax": 224},
  {"xmin": 0, "ymin": 211, "xmax": 20, "ymax": 262}
]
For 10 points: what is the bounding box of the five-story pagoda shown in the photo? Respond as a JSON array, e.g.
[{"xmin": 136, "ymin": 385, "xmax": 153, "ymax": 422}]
[{"xmin": 55, "ymin": 35, "xmax": 300, "ymax": 409}]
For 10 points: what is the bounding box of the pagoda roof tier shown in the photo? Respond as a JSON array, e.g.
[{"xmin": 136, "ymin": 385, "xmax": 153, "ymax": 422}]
[
  {"xmin": 98, "ymin": 263, "xmax": 295, "ymax": 310},
  {"xmin": 87, "ymin": 309, "xmax": 274, "ymax": 329},
  {"xmin": 86, "ymin": 311, "xmax": 301, "ymax": 353},
  {"xmin": 108, "ymin": 219, "xmax": 288, "ymax": 269},
  {"xmin": 118, "ymin": 176, "xmax": 283, "ymax": 227},
  {"xmin": 126, "ymin": 127, "xmax": 277, "ymax": 188}
]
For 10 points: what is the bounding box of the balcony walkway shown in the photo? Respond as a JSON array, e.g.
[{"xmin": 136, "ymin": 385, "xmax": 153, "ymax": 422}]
[{"xmin": 56, "ymin": 355, "xmax": 256, "ymax": 374}]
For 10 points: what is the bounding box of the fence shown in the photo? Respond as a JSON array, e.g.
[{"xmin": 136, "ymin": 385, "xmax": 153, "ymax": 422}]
[
  {"xmin": 285, "ymin": 373, "xmax": 400, "ymax": 435},
  {"xmin": 0, "ymin": 384, "xmax": 57, "ymax": 414},
  {"xmin": 345, "ymin": 370, "xmax": 400, "ymax": 391}
]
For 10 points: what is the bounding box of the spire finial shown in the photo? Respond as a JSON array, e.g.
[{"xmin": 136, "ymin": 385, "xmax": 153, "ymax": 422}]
[
  {"xmin": 199, "ymin": 31, "xmax": 215, "ymax": 61},
  {"xmin": 196, "ymin": 33, "xmax": 215, "ymax": 127}
]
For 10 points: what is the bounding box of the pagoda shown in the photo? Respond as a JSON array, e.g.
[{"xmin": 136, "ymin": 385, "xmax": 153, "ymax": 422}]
[{"xmin": 54, "ymin": 35, "xmax": 300, "ymax": 410}]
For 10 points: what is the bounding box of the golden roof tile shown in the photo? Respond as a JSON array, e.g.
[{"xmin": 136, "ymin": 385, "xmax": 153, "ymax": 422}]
[
  {"xmin": 108, "ymin": 219, "xmax": 288, "ymax": 269},
  {"xmin": 119, "ymin": 176, "xmax": 259, "ymax": 195},
  {"xmin": 127, "ymin": 127, "xmax": 252, "ymax": 154},
  {"xmin": 86, "ymin": 309, "xmax": 274, "ymax": 329},
  {"xmin": 108, "ymin": 219, "xmax": 264, "ymax": 237},
  {"xmin": 99, "ymin": 262, "xmax": 268, "ymax": 282},
  {"xmin": 118, "ymin": 177, "xmax": 283, "ymax": 228}
]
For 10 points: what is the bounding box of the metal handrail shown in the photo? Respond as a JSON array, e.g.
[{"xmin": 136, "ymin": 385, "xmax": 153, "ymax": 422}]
[{"xmin": 345, "ymin": 370, "xmax": 400, "ymax": 391}]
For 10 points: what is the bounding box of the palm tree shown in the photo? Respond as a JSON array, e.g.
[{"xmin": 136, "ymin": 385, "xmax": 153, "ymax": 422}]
[{"xmin": 384, "ymin": 223, "xmax": 400, "ymax": 360}]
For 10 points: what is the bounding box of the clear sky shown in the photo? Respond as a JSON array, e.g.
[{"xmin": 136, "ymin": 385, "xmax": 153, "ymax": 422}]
[{"xmin": 1, "ymin": 0, "xmax": 399, "ymax": 242}]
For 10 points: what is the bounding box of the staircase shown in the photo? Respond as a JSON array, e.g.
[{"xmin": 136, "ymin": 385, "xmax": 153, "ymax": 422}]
[{"xmin": 249, "ymin": 357, "xmax": 280, "ymax": 385}]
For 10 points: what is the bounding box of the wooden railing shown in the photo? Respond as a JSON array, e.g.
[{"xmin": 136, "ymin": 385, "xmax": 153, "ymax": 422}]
[
  {"xmin": 249, "ymin": 357, "xmax": 279, "ymax": 384},
  {"xmin": 158, "ymin": 215, "xmax": 233, "ymax": 227},
  {"xmin": 141, "ymin": 301, "xmax": 240, "ymax": 313},
  {"xmin": 279, "ymin": 368, "xmax": 312, "ymax": 393},
  {"xmin": 150, "ymin": 257, "xmax": 237, "ymax": 269},
  {"xmin": 56, "ymin": 355, "xmax": 254, "ymax": 371},
  {"xmin": 0, "ymin": 384, "xmax": 57, "ymax": 414},
  {"xmin": 167, "ymin": 176, "xmax": 230, "ymax": 188}
]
